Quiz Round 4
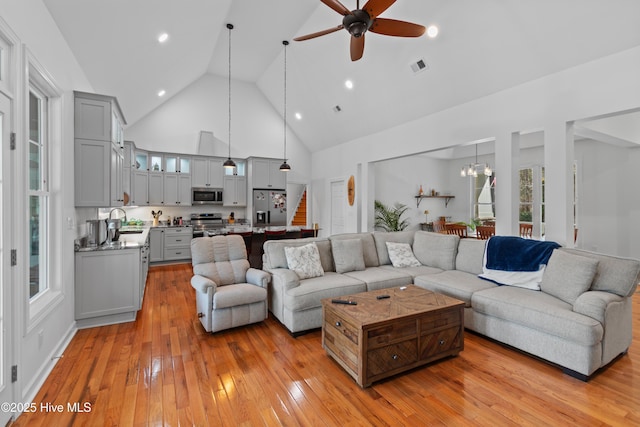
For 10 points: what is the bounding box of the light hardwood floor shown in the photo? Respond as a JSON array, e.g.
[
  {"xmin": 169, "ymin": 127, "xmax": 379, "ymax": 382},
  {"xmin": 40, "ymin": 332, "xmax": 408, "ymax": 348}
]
[{"xmin": 12, "ymin": 264, "xmax": 640, "ymax": 426}]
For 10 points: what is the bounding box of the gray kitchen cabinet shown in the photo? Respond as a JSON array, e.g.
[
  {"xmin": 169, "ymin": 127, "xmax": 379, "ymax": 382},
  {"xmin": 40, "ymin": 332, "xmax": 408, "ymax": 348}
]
[
  {"xmin": 163, "ymin": 227, "xmax": 192, "ymax": 261},
  {"xmin": 131, "ymin": 170, "xmax": 149, "ymax": 205},
  {"xmin": 148, "ymin": 172, "xmax": 164, "ymax": 205},
  {"xmin": 74, "ymin": 91, "xmax": 127, "ymax": 207},
  {"xmin": 149, "ymin": 228, "xmax": 164, "ymax": 262},
  {"xmin": 251, "ymin": 157, "xmax": 286, "ymax": 189},
  {"xmin": 123, "ymin": 141, "xmax": 133, "ymax": 206},
  {"xmin": 75, "ymin": 249, "xmax": 140, "ymax": 328},
  {"xmin": 192, "ymin": 156, "xmax": 224, "ymax": 188},
  {"xmin": 140, "ymin": 237, "xmax": 150, "ymax": 307},
  {"xmin": 163, "ymin": 159, "xmax": 192, "ymax": 206},
  {"xmin": 223, "ymin": 175, "xmax": 247, "ymax": 207}
]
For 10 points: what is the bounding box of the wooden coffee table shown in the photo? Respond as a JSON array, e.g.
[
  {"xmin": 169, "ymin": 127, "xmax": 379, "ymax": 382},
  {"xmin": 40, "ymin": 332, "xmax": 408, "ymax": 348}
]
[{"xmin": 321, "ymin": 285, "xmax": 464, "ymax": 387}]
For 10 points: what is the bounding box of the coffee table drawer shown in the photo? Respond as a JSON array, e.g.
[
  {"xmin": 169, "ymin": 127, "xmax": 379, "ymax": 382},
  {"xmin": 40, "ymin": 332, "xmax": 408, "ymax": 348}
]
[
  {"xmin": 325, "ymin": 309, "xmax": 359, "ymax": 345},
  {"xmin": 420, "ymin": 307, "xmax": 461, "ymax": 331},
  {"xmin": 367, "ymin": 319, "xmax": 416, "ymax": 348},
  {"xmin": 367, "ymin": 340, "xmax": 418, "ymax": 377},
  {"xmin": 420, "ymin": 326, "xmax": 463, "ymax": 360}
]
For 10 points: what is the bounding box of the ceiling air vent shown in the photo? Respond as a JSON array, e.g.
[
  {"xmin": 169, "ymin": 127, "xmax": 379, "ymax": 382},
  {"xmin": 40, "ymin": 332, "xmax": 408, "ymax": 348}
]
[
  {"xmin": 333, "ymin": 105, "xmax": 342, "ymax": 113},
  {"xmin": 410, "ymin": 59, "xmax": 428, "ymax": 74}
]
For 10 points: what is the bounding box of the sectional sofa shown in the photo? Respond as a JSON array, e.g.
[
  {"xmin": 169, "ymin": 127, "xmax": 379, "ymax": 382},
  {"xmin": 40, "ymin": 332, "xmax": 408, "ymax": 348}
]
[{"xmin": 261, "ymin": 230, "xmax": 639, "ymax": 379}]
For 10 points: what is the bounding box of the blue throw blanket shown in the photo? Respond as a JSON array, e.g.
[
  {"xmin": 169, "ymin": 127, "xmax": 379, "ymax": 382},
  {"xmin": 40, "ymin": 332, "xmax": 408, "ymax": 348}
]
[{"xmin": 485, "ymin": 236, "xmax": 560, "ymax": 272}]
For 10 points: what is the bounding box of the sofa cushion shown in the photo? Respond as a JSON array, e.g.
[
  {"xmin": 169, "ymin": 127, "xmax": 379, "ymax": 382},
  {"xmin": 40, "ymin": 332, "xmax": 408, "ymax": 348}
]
[
  {"xmin": 455, "ymin": 238, "xmax": 486, "ymax": 275},
  {"xmin": 415, "ymin": 270, "xmax": 496, "ymax": 307},
  {"xmin": 386, "ymin": 242, "xmax": 421, "ymax": 268},
  {"xmin": 331, "ymin": 238, "xmax": 366, "ymax": 273},
  {"xmin": 380, "ymin": 264, "xmax": 444, "ymax": 279},
  {"xmin": 560, "ymin": 248, "xmax": 640, "ymax": 298},
  {"xmin": 284, "ymin": 272, "xmax": 366, "ymax": 312},
  {"xmin": 541, "ymin": 250, "xmax": 598, "ymax": 305},
  {"xmin": 263, "ymin": 238, "xmax": 334, "ymax": 272},
  {"xmin": 330, "ymin": 233, "xmax": 379, "ymax": 267},
  {"xmin": 373, "ymin": 231, "xmax": 415, "ymax": 266},
  {"xmin": 213, "ymin": 283, "xmax": 267, "ymax": 309},
  {"xmin": 413, "ymin": 231, "xmax": 459, "ymax": 270},
  {"xmin": 284, "ymin": 243, "xmax": 325, "ymax": 280},
  {"xmin": 471, "ymin": 286, "xmax": 603, "ymax": 346},
  {"xmin": 343, "ymin": 267, "xmax": 413, "ymax": 291}
]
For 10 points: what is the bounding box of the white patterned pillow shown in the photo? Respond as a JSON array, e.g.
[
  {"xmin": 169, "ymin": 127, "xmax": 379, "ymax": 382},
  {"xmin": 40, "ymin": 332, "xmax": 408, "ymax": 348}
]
[
  {"xmin": 284, "ymin": 243, "xmax": 325, "ymax": 279},
  {"xmin": 386, "ymin": 242, "xmax": 421, "ymax": 268}
]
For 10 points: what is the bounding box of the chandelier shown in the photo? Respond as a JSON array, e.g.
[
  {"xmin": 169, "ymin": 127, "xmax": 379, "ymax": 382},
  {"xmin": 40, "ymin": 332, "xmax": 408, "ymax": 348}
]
[{"xmin": 460, "ymin": 144, "xmax": 492, "ymax": 177}]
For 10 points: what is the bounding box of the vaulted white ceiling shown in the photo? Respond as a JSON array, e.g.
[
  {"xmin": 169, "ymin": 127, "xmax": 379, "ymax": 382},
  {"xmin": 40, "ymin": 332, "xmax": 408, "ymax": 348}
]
[{"xmin": 43, "ymin": 0, "xmax": 640, "ymax": 153}]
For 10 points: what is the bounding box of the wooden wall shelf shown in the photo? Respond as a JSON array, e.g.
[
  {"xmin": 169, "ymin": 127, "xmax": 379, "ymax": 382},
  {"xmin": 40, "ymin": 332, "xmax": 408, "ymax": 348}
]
[{"xmin": 415, "ymin": 195, "xmax": 455, "ymax": 208}]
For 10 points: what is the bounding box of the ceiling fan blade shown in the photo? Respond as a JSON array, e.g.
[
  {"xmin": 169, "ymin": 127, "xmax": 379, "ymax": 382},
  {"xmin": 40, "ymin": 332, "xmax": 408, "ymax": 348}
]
[
  {"xmin": 350, "ymin": 34, "xmax": 365, "ymax": 61},
  {"xmin": 362, "ymin": 0, "xmax": 396, "ymax": 19},
  {"xmin": 321, "ymin": 0, "xmax": 352, "ymax": 16},
  {"xmin": 293, "ymin": 25, "xmax": 344, "ymax": 41},
  {"xmin": 369, "ymin": 18, "xmax": 426, "ymax": 37}
]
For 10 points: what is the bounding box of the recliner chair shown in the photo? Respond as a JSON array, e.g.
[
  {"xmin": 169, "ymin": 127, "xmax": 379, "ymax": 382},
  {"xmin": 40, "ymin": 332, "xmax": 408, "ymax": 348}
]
[{"xmin": 190, "ymin": 235, "xmax": 270, "ymax": 333}]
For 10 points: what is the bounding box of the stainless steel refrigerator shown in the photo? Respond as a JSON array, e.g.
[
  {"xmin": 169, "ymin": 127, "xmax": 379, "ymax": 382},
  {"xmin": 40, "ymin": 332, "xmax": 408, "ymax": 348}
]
[{"xmin": 253, "ymin": 189, "xmax": 287, "ymax": 226}]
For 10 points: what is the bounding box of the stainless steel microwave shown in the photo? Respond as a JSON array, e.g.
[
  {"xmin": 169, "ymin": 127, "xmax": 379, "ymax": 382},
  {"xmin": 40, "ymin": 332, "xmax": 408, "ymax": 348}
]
[{"xmin": 192, "ymin": 187, "xmax": 223, "ymax": 205}]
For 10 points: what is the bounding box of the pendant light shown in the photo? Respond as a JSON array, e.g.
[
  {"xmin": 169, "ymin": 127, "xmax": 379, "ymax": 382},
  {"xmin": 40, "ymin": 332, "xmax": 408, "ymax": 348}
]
[
  {"xmin": 279, "ymin": 40, "xmax": 291, "ymax": 172},
  {"xmin": 223, "ymin": 23, "xmax": 236, "ymax": 169},
  {"xmin": 460, "ymin": 144, "xmax": 492, "ymax": 178}
]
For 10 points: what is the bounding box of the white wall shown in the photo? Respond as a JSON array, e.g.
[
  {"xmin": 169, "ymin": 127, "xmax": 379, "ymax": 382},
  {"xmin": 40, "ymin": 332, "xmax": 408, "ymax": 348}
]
[
  {"xmin": 312, "ymin": 45, "xmax": 640, "ymax": 257},
  {"xmin": 0, "ymin": 0, "xmax": 93, "ymax": 402},
  {"xmin": 126, "ymin": 73, "xmax": 311, "ymax": 186}
]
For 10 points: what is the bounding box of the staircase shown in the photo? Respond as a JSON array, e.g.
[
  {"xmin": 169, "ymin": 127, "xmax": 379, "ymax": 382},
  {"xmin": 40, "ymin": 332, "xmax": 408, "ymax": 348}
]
[{"xmin": 291, "ymin": 190, "xmax": 307, "ymax": 226}]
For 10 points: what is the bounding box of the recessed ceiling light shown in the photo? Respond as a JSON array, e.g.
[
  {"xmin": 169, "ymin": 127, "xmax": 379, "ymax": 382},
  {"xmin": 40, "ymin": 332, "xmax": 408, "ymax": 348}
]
[
  {"xmin": 344, "ymin": 80, "xmax": 354, "ymax": 90},
  {"xmin": 158, "ymin": 33, "xmax": 169, "ymax": 43},
  {"xmin": 295, "ymin": 112, "xmax": 302, "ymax": 120},
  {"xmin": 427, "ymin": 25, "xmax": 439, "ymax": 38},
  {"xmin": 157, "ymin": 89, "xmax": 166, "ymax": 97}
]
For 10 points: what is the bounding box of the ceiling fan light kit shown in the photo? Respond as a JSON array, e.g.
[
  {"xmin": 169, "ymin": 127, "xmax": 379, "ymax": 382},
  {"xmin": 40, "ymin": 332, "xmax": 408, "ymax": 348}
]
[{"xmin": 294, "ymin": 0, "xmax": 426, "ymax": 61}]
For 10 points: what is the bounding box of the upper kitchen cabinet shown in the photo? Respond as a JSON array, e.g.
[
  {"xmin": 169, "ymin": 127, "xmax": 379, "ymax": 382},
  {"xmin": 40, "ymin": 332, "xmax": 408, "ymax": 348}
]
[
  {"xmin": 192, "ymin": 156, "xmax": 224, "ymax": 188},
  {"xmin": 74, "ymin": 91, "xmax": 127, "ymax": 207},
  {"xmin": 250, "ymin": 157, "xmax": 286, "ymax": 190},
  {"xmin": 74, "ymin": 91, "xmax": 125, "ymax": 146}
]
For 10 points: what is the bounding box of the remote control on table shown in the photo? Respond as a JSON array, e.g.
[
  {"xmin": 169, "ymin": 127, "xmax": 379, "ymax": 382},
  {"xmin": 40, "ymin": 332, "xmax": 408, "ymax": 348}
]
[
  {"xmin": 376, "ymin": 295, "xmax": 390, "ymax": 300},
  {"xmin": 331, "ymin": 299, "xmax": 357, "ymax": 305}
]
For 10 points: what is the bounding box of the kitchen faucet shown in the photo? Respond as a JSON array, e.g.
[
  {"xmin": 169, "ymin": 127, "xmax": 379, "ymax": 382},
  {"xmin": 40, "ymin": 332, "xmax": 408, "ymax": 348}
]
[{"xmin": 108, "ymin": 208, "xmax": 127, "ymax": 224}]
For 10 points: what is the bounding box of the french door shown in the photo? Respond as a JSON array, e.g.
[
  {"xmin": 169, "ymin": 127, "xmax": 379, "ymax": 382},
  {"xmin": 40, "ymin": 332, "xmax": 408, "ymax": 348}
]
[{"xmin": 0, "ymin": 91, "xmax": 14, "ymax": 425}]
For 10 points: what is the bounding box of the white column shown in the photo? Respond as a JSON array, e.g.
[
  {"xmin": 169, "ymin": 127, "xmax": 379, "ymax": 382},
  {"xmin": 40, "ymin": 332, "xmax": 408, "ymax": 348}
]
[
  {"xmin": 494, "ymin": 131, "xmax": 519, "ymax": 236},
  {"xmin": 544, "ymin": 121, "xmax": 574, "ymax": 246}
]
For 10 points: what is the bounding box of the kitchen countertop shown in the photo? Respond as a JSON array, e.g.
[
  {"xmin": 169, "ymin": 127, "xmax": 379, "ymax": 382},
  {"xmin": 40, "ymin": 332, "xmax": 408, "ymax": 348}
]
[{"xmin": 76, "ymin": 226, "xmax": 151, "ymax": 252}]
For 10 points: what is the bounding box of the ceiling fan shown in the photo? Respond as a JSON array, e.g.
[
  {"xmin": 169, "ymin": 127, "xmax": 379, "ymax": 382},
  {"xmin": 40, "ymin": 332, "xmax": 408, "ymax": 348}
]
[{"xmin": 294, "ymin": 0, "xmax": 426, "ymax": 61}]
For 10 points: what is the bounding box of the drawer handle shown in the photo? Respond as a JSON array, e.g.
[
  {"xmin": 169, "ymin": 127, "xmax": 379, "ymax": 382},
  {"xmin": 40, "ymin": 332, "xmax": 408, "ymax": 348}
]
[
  {"xmin": 335, "ymin": 321, "xmax": 341, "ymax": 327},
  {"xmin": 439, "ymin": 339, "xmax": 446, "ymax": 346},
  {"xmin": 392, "ymin": 354, "xmax": 399, "ymax": 360}
]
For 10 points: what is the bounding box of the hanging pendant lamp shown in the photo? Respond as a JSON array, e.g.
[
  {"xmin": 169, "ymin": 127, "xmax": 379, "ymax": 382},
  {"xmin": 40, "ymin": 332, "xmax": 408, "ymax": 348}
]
[
  {"xmin": 279, "ymin": 40, "xmax": 291, "ymax": 172},
  {"xmin": 223, "ymin": 23, "xmax": 236, "ymax": 169},
  {"xmin": 460, "ymin": 144, "xmax": 492, "ymax": 177}
]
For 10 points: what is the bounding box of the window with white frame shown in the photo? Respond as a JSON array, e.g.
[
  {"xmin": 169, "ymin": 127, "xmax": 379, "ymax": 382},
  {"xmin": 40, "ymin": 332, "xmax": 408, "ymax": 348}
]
[
  {"xmin": 28, "ymin": 84, "xmax": 49, "ymax": 299},
  {"xmin": 473, "ymin": 172, "xmax": 496, "ymax": 220},
  {"xmin": 519, "ymin": 166, "xmax": 545, "ymax": 236}
]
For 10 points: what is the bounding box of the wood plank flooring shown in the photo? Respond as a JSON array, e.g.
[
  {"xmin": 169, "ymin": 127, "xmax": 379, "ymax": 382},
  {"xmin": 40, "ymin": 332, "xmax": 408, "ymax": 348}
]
[{"xmin": 12, "ymin": 264, "xmax": 640, "ymax": 426}]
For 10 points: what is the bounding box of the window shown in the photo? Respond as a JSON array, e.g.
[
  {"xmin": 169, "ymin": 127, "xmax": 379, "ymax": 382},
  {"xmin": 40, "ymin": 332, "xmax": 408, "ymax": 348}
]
[
  {"xmin": 28, "ymin": 85, "xmax": 49, "ymax": 299},
  {"xmin": 519, "ymin": 166, "xmax": 545, "ymax": 236},
  {"xmin": 473, "ymin": 172, "xmax": 496, "ymax": 220}
]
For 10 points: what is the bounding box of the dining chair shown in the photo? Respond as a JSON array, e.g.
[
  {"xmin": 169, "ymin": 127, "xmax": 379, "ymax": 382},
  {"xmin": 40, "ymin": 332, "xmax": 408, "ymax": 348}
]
[
  {"xmin": 432, "ymin": 220, "xmax": 446, "ymax": 233},
  {"xmin": 476, "ymin": 225, "xmax": 495, "ymax": 240},
  {"xmin": 519, "ymin": 223, "xmax": 533, "ymax": 239},
  {"xmin": 445, "ymin": 223, "xmax": 468, "ymax": 238}
]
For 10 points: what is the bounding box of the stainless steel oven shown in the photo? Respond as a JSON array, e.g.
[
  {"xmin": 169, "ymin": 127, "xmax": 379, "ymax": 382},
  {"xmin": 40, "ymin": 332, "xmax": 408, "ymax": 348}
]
[{"xmin": 192, "ymin": 187, "xmax": 223, "ymax": 205}]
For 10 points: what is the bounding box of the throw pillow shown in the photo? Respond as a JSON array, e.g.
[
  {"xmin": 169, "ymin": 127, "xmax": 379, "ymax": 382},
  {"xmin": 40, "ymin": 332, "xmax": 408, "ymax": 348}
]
[
  {"xmin": 386, "ymin": 242, "xmax": 421, "ymax": 268},
  {"xmin": 284, "ymin": 243, "xmax": 324, "ymax": 279},
  {"xmin": 331, "ymin": 238, "xmax": 366, "ymax": 273},
  {"xmin": 540, "ymin": 249, "xmax": 599, "ymax": 305}
]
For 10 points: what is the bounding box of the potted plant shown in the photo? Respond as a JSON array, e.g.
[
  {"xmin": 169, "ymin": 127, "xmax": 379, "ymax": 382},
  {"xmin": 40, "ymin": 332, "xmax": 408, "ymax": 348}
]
[{"xmin": 374, "ymin": 200, "xmax": 410, "ymax": 231}]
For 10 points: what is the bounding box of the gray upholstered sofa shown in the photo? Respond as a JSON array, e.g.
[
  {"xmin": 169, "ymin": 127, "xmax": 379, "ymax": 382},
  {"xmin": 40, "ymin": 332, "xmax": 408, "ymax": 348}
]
[{"xmin": 262, "ymin": 230, "xmax": 639, "ymax": 379}]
